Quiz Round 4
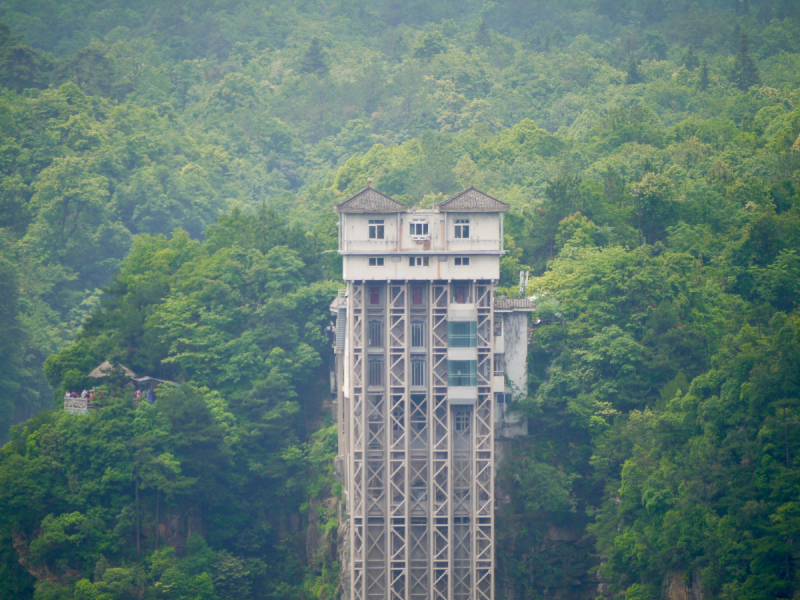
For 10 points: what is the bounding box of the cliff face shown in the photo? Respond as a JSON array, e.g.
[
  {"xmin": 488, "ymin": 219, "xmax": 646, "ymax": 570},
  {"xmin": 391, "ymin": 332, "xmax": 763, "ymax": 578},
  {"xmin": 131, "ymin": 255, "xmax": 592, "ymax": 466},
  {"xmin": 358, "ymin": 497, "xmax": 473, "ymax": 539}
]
[
  {"xmin": 662, "ymin": 572, "xmax": 704, "ymax": 600},
  {"xmin": 495, "ymin": 510, "xmax": 599, "ymax": 600},
  {"xmin": 337, "ymin": 508, "xmax": 350, "ymax": 600},
  {"xmin": 305, "ymin": 494, "xmax": 343, "ymax": 600},
  {"xmin": 493, "ymin": 434, "xmax": 600, "ymax": 600}
]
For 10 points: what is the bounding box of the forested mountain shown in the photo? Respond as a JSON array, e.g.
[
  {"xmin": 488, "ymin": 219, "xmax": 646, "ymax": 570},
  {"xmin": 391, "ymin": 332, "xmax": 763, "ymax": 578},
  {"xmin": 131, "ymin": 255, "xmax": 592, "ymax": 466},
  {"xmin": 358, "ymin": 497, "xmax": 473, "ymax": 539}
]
[{"xmin": 0, "ymin": 0, "xmax": 799, "ymax": 598}]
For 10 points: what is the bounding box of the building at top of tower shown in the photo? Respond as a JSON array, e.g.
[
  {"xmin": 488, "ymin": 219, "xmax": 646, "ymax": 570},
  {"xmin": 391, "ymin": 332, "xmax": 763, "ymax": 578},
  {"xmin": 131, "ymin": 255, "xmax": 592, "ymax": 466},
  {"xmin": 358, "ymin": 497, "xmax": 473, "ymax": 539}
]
[{"xmin": 335, "ymin": 185, "xmax": 508, "ymax": 281}]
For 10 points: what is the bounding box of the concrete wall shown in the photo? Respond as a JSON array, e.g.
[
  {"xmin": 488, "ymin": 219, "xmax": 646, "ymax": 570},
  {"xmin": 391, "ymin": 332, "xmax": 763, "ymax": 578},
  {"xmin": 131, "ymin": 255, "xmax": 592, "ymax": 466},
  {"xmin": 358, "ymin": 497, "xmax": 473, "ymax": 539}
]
[
  {"xmin": 343, "ymin": 253, "xmax": 499, "ymax": 280},
  {"xmin": 495, "ymin": 311, "xmax": 528, "ymax": 439},
  {"xmin": 340, "ymin": 210, "xmax": 502, "ymax": 255},
  {"xmin": 503, "ymin": 312, "xmax": 528, "ymax": 398}
]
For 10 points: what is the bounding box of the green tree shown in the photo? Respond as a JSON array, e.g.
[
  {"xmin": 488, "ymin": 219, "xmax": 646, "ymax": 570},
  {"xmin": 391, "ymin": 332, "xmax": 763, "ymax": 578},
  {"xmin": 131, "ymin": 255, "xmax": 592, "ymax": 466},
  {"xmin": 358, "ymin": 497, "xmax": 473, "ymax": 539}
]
[
  {"xmin": 475, "ymin": 19, "xmax": 491, "ymax": 46},
  {"xmin": 301, "ymin": 37, "xmax": 328, "ymax": 76},
  {"xmin": 0, "ymin": 238, "xmax": 23, "ymax": 436},
  {"xmin": 593, "ymin": 313, "xmax": 800, "ymax": 597},
  {"xmin": 51, "ymin": 42, "xmax": 115, "ymax": 97},
  {"xmin": 681, "ymin": 44, "xmax": 699, "ymax": 70},
  {"xmin": 411, "ymin": 31, "xmax": 447, "ymax": 58},
  {"xmin": 732, "ymin": 31, "xmax": 760, "ymax": 90},
  {"xmin": 634, "ymin": 172, "xmax": 679, "ymax": 244},
  {"xmin": 626, "ymin": 56, "xmax": 642, "ymax": 84},
  {"xmin": 548, "ymin": 27, "xmax": 565, "ymax": 50},
  {"xmin": 698, "ymin": 59, "xmax": 709, "ymax": 91}
]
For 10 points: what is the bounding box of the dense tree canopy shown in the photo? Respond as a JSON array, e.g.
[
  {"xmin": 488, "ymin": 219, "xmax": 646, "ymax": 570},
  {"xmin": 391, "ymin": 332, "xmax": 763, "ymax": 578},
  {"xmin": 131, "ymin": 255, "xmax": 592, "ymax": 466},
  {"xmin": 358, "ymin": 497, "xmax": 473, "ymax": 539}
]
[{"xmin": 0, "ymin": 0, "xmax": 799, "ymax": 598}]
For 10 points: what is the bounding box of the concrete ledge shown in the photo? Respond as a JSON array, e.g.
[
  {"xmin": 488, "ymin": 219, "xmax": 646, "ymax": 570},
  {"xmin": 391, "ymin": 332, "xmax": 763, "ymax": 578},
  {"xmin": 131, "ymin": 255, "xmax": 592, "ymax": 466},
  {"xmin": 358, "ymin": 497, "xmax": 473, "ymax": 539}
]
[
  {"xmin": 448, "ymin": 386, "xmax": 478, "ymax": 404},
  {"xmin": 447, "ymin": 303, "xmax": 477, "ymax": 321},
  {"xmin": 448, "ymin": 347, "xmax": 478, "ymax": 361}
]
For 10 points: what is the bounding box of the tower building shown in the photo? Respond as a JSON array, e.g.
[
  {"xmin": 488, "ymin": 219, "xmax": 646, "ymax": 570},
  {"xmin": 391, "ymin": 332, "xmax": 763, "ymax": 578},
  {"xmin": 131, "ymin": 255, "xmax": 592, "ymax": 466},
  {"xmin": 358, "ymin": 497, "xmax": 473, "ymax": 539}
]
[{"xmin": 330, "ymin": 186, "xmax": 531, "ymax": 600}]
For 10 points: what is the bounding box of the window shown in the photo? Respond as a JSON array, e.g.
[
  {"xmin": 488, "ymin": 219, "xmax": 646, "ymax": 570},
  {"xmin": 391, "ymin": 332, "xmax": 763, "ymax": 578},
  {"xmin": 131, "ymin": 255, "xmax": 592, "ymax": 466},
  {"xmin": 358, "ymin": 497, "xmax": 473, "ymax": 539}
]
[
  {"xmin": 409, "ymin": 256, "xmax": 429, "ymax": 267},
  {"xmin": 454, "ymin": 409, "xmax": 470, "ymax": 431},
  {"xmin": 368, "ymin": 257, "xmax": 384, "ymax": 266},
  {"xmin": 369, "ymin": 219, "xmax": 384, "ymax": 239},
  {"xmin": 412, "ymin": 287, "xmax": 423, "ymax": 305},
  {"xmin": 368, "ymin": 320, "xmax": 383, "ymax": 348},
  {"xmin": 454, "ymin": 257, "xmax": 470, "ymax": 266},
  {"xmin": 448, "ymin": 321, "xmax": 477, "ymax": 348},
  {"xmin": 454, "ymin": 219, "xmax": 470, "ymax": 239},
  {"xmin": 411, "ymin": 357, "xmax": 426, "ymax": 387},
  {"xmin": 368, "ymin": 357, "xmax": 384, "ymax": 387},
  {"xmin": 495, "ymin": 392, "xmax": 511, "ymax": 404},
  {"xmin": 411, "ymin": 321, "xmax": 426, "ymax": 348},
  {"xmin": 494, "ymin": 320, "xmax": 502, "ymax": 337},
  {"xmin": 448, "ymin": 360, "xmax": 477, "ymax": 387},
  {"xmin": 369, "ymin": 286, "xmax": 380, "ymax": 305},
  {"xmin": 410, "ymin": 222, "xmax": 429, "ymax": 237},
  {"xmin": 454, "ymin": 286, "xmax": 466, "ymax": 304}
]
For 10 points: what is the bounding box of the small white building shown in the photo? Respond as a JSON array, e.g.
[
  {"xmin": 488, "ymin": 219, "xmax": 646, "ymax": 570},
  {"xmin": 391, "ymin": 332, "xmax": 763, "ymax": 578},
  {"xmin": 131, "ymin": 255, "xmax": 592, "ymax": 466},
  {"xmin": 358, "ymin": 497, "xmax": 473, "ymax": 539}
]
[
  {"xmin": 331, "ymin": 185, "xmax": 531, "ymax": 600},
  {"xmin": 492, "ymin": 298, "xmax": 534, "ymax": 440}
]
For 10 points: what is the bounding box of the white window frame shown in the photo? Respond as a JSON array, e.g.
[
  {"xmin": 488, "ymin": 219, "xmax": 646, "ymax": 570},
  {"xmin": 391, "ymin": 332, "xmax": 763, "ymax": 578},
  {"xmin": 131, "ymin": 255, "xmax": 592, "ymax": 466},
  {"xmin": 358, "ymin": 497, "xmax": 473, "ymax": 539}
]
[
  {"xmin": 368, "ymin": 319, "xmax": 384, "ymax": 348},
  {"xmin": 454, "ymin": 257, "xmax": 470, "ymax": 266},
  {"xmin": 369, "ymin": 219, "xmax": 385, "ymax": 239},
  {"xmin": 411, "ymin": 320, "xmax": 426, "ymax": 348},
  {"xmin": 409, "ymin": 221, "xmax": 429, "ymax": 238},
  {"xmin": 495, "ymin": 392, "xmax": 511, "ymax": 404},
  {"xmin": 454, "ymin": 409, "xmax": 470, "ymax": 431},
  {"xmin": 368, "ymin": 357, "xmax": 384, "ymax": 387},
  {"xmin": 409, "ymin": 256, "xmax": 430, "ymax": 267},
  {"xmin": 368, "ymin": 257, "xmax": 384, "ymax": 266},
  {"xmin": 411, "ymin": 356, "xmax": 426, "ymax": 387},
  {"xmin": 454, "ymin": 219, "xmax": 470, "ymax": 239}
]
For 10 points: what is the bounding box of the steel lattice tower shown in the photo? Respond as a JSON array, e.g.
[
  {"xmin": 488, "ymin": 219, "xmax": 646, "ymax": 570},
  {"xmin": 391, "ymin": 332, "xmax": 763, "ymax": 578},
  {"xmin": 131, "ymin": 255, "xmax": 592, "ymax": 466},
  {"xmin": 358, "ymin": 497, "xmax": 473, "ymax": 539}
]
[{"xmin": 330, "ymin": 186, "xmax": 530, "ymax": 600}]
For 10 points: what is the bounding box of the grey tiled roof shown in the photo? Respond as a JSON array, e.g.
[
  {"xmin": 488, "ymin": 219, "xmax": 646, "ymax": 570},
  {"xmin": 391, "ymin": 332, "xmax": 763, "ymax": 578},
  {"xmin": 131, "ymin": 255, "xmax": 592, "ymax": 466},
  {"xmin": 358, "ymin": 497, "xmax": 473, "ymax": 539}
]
[
  {"xmin": 494, "ymin": 298, "xmax": 535, "ymax": 312},
  {"xmin": 334, "ymin": 187, "xmax": 406, "ymax": 213},
  {"xmin": 438, "ymin": 187, "xmax": 510, "ymax": 213}
]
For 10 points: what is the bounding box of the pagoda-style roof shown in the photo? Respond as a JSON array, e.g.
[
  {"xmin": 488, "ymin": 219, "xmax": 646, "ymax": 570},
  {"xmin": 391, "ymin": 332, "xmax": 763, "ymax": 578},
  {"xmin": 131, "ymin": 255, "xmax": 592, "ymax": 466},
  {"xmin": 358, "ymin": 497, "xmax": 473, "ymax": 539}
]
[
  {"xmin": 334, "ymin": 186, "xmax": 406, "ymax": 213},
  {"xmin": 438, "ymin": 187, "xmax": 509, "ymax": 213},
  {"xmin": 88, "ymin": 360, "xmax": 136, "ymax": 378}
]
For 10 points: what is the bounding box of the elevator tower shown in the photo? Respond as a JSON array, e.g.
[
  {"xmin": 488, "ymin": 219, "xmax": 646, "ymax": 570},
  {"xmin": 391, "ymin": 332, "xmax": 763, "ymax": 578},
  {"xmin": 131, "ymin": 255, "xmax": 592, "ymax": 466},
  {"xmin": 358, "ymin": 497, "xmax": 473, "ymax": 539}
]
[{"xmin": 330, "ymin": 186, "xmax": 529, "ymax": 600}]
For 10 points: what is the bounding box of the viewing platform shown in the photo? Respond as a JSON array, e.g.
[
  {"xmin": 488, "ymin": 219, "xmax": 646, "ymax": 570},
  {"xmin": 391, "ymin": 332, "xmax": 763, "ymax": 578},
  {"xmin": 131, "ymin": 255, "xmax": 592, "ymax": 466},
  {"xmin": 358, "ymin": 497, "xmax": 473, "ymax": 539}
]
[{"xmin": 64, "ymin": 394, "xmax": 94, "ymax": 414}]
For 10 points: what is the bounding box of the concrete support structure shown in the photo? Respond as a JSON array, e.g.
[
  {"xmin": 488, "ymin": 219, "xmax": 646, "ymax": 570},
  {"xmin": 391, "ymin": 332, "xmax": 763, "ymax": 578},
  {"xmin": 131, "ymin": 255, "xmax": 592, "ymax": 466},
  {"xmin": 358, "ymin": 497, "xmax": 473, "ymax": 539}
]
[{"xmin": 331, "ymin": 187, "xmax": 531, "ymax": 600}]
